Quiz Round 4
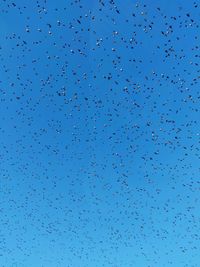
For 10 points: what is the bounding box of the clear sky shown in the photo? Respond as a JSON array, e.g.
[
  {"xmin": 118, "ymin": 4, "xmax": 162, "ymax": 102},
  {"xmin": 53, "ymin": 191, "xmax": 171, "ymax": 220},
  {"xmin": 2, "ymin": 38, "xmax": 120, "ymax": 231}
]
[{"xmin": 0, "ymin": 0, "xmax": 200, "ymax": 266}]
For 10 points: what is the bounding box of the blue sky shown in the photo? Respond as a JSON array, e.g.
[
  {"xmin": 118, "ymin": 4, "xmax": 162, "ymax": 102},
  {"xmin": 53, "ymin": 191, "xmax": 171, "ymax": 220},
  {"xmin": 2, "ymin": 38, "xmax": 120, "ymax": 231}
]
[{"xmin": 0, "ymin": 0, "xmax": 200, "ymax": 266}]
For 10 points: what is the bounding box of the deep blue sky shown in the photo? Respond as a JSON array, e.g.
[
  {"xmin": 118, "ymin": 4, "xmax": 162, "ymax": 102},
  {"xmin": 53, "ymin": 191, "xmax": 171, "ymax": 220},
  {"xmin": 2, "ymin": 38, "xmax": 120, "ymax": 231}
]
[{"xmin": 0, "ymin": 0, "xmax": 200, "ymax": 266}]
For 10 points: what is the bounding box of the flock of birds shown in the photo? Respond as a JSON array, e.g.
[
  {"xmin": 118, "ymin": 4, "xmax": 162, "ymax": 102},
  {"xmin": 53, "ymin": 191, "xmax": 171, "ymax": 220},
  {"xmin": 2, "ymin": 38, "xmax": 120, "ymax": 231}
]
[{"xmin": 0, "ymin": 0, "xmax": 200, "ymax": 266}]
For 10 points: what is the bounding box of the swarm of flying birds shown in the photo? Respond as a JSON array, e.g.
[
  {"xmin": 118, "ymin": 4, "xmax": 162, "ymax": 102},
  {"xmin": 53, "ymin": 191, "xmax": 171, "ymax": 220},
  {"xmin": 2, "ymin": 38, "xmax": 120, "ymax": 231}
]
[{"xmin": 0, "ymin": 0, "xmax": 200, "ymax": 266}]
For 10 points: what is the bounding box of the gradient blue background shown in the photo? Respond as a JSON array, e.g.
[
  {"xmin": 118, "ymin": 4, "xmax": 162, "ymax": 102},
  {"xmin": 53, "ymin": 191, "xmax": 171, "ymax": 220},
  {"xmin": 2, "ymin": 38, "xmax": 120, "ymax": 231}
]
[{"xmin": 0, "ymin": 0, "xmax": 199, "ymax": 266}]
